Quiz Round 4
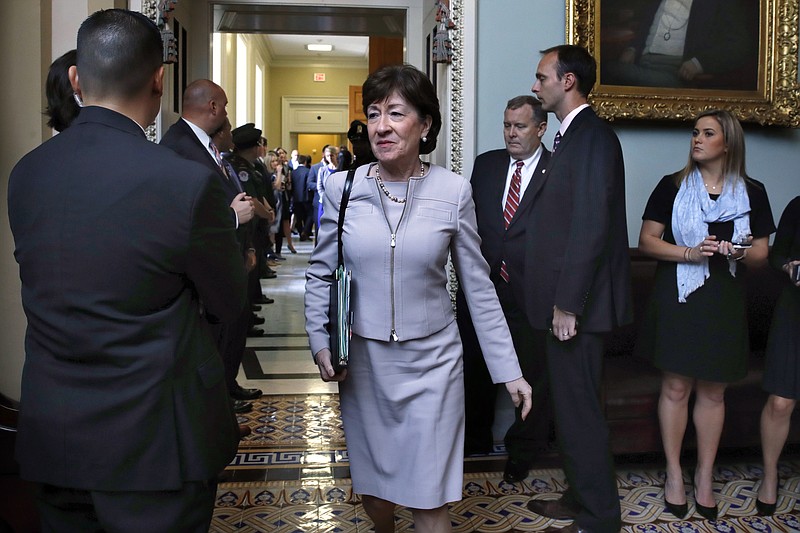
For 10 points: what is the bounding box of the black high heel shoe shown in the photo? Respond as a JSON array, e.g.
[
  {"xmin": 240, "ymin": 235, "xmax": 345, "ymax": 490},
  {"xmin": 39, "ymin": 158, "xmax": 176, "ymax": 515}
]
[
  {"xmin": 693, "ymin": 485, "xmax": 718, "ymax": 521},
  {"xmin": 664, "ymin": 498, "xmax": 688, "ymax": 519},
  {"xmin": 756, "ymin": 480, "xmax": 779, "ymax": 516}
]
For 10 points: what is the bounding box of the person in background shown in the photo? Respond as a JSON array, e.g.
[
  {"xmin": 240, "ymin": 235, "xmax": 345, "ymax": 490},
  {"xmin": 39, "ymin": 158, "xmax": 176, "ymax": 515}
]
[
  {"xmin": 337, "ymin": 143, "xmax": 353, "ymax": 170},
  {"xmin": 305, "ymin": 64, "xmax": 532, "ymax": 533},
  {"xmin": 525, "ymin": 45, "xmax": 632, "ymax": 533},
  {"xmin": 44, "ymin": 49, "xmax": 80, "ymax": 132},
  {"xmin": 637, "ymin": 109, "xmax": 774, "ymax": 520},
  {"xmin": 347, "ymin": 119, "xmax": 377, "ymax": 169},
  {"xmin": 756, "ymin": 195, "xmax": 800, "ymax": 515},
  {"xmin": 291, "ymin": 154, "xmax": 313, "ymax": 240},
  {"xmin": 276, "ymin": 147, "xmax": 297, "ymax": 254},
  {"xmin": 8, "ymin": 10, "xmax": 246, "ymax": 531},
  {"xmin": 227, "ymin": 124, "xmax": 276, "ymax": 339},
  {"xmin": 253, "ymin": 137, "xmax": 279, "ymax": 279},
  {"xmin": 457, "ymin": 95, "xmax": 552, "ymax": 485},
  {"xmin": 314, "ymin": 145, "xmax": 338, "ymax": 227}
]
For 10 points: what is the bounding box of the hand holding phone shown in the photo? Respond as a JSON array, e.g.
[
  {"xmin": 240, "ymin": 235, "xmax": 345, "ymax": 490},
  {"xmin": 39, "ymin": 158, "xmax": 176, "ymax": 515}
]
[{"xmin": 732, "ymin": 234, "xmax": 753, "ymax": 249}]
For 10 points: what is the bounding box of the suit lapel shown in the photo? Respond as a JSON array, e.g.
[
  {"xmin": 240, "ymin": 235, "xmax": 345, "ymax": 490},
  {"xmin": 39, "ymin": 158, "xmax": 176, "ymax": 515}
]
[
  {"xmin": 514, "ymin": 149, "xmax": 551, "ymax": 222},
  {"xmin": 528, "ymin": 108, "xmax": 594, "ymax": 202}
]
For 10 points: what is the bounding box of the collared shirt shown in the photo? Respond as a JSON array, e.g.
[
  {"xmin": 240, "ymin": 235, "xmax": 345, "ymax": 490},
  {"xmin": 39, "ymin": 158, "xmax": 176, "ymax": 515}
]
[
  {"xmin": 502, "ymin": 145, "xmax": 543, "ymax": 208},
  {"xmin": 182, "ymin": 117, "xmax": 217, "ymax": 164},
  {"xmin": 645, "ymin": 0, "xmax": 694, "ymax": 56},
  {"xmin": 181, "ymin": 118, "xmax": 240, "ymax": 228},
  {"xmin": 557, "ymin": 103, "xmax": 590, "ymax": 137}
]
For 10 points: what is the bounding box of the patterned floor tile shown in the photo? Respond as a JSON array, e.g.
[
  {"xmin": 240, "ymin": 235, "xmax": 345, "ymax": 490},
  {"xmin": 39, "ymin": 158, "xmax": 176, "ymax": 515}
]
[{"xmin": 214, "ymin": 394, "xmax": 800, "ymax": 532}]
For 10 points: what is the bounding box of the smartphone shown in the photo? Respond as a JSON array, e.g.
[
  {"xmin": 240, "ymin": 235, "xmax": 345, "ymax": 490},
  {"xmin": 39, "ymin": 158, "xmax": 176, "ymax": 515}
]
[
  {"xmin": 793, "ymin": 263, "xmax": 800, "ymax": 283},
  {"xmin": 732, "ymin": 242, "xmax": 752, "ymax": 249}
]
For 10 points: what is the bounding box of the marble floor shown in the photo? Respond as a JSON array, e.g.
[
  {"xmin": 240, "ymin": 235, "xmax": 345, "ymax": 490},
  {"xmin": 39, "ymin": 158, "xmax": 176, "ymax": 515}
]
[{"xmin": 212, "ymin": 238, "xmax": 800, "ymax": 532}]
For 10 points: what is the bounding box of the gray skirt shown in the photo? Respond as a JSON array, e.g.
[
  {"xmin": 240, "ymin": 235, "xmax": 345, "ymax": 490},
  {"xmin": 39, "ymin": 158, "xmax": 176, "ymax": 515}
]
[{"xmin": 339, "ymin": 320, "xmax": 464, "ymax": 509}]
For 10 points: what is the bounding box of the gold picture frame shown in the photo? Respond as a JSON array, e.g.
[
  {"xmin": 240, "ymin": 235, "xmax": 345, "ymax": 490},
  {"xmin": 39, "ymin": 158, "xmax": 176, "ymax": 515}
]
[{"xmin": 567, "ymin": 0, "xmax": 800, "ymax": 126}]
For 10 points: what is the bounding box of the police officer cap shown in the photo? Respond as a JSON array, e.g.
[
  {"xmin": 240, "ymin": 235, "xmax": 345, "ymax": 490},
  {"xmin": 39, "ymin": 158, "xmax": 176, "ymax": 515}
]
[
  {"xmin": 232, "ymin": 123, "xmax": 262, "ymax": 149},
  {"xmin": 347, "ymin": 120, "xmax": 368, "ymax": 142}
]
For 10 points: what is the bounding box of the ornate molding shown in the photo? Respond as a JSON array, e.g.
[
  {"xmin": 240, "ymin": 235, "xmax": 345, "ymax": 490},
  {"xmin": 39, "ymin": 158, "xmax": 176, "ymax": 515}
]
[
  {"xmin": 447, "ymin": 0, "xmax": 464, "ymax": 310},
  {"xmin": 567, "ymin": 0, "xmax": 800, "ymax": 126}
]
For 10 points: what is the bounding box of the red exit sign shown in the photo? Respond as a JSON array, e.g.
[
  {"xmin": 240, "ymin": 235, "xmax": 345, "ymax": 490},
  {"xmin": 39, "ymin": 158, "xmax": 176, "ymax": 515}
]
[{"xmin": 313, "ymin": 72, "xmax": 326, "ymax": 82}]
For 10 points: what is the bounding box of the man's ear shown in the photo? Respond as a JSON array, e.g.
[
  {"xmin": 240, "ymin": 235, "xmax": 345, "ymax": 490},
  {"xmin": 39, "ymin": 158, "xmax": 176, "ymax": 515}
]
[
  {"xmin": 562, "ymin": 72, "xmax": 576, "ymax": 92},
  {"xmin": 68, "ymin": 65, "xmax": 81, "ymax": 97},
  {"xmin": 153, "ymin": 66, "xmax": 165, "ymax": 98}
]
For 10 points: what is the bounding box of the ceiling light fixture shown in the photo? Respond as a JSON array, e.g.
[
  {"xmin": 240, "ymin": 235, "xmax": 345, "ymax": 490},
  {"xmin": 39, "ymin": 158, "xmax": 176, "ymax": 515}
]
[{"xmin": 306, "ymin": 43, "xmax": 333, "ymax": 52}]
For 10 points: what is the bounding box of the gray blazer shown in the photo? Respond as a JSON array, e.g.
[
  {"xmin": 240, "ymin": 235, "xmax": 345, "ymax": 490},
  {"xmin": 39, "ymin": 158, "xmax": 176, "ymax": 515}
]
[{"xmin": 305, "ymin": 163, "xmax": 522, "ymax": 384}]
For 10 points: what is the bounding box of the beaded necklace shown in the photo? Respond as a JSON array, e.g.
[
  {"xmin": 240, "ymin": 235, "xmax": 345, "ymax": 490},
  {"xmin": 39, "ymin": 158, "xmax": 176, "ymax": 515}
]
[{"xmin": 374, "ymin": 161, "xmax": 426, "ymax": 203}]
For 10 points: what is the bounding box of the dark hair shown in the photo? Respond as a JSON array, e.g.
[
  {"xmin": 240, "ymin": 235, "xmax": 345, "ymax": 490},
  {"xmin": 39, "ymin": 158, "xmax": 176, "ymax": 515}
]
[
  {"xmin": 45, "ymin": 49, "xmax": 80, "ymax": 132},
  {"xmin": 506, "ymin": 95, "xmax": 547, "ymax": 124},
  {"xmin": 76, "ymin": 9, "xmax": 163, "ymax": 100},
  {"xmin": 540, "ymin": 45, "xmax": 596, "ymax": 97},
  {"xmin": 361, "ymin": 64, "xmax": 442, "ymax": 155}
]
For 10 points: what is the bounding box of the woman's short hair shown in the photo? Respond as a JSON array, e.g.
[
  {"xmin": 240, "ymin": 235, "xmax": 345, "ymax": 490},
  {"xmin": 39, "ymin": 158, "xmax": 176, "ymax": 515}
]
[
  {"xmin": 361, "ymin": 64, "xmax": 442, "ymax": 155},
  {"xmin": 45, "ymin": 49, "xmax": 80, "ymax": 132}
]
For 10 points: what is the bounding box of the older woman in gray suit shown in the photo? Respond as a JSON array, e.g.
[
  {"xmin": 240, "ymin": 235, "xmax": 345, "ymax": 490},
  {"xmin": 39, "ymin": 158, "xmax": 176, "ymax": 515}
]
[{"xmin": 305, "ymin": 64, "xmax": 532, "ymax": 533}]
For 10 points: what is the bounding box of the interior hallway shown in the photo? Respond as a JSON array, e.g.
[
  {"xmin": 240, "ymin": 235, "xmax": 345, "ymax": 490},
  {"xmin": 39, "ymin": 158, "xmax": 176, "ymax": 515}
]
[{"xmin": 211, "ymin": 238, "xmax": 800, "ymax": 532}]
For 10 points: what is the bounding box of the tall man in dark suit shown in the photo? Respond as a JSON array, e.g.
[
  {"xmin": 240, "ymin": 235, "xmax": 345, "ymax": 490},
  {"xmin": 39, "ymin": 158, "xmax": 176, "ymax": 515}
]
[
  {"xmin": 458, "ymin": 96, "xmax": 552, "ymax": 483},
  {"xmin": 7, "ymin": 9, "xmax": 247, "ymax": 531},
  {"xmin": 525, "ymin": 45, "xmax": 633, "ymax": 533},
  {"xmin": 160, "ymin": 79, "xmax": 263, "ymax": 411}
]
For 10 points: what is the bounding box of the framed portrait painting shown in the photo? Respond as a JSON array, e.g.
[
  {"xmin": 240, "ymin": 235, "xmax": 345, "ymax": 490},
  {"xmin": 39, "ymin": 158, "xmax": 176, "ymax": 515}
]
[{"xmin": 567, "ymin": 0, "xmax": 800, "ymax": 126}]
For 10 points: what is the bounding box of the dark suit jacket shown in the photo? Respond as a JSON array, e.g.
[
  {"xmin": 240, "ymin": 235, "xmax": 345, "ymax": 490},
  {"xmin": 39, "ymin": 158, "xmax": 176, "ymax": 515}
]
[
  {"xmin": 523, "ymin": 107, "xmax": 632, "ymax": 333},
  {"xmin": 291, "ymin": 165, "xmax": 312, "ymax": 203},
  {"xmin": 8, "ymin": 106, "xmax": 247, "ymax": 491},
  {"xmin": 161, "ymin": 118, "xmax": 251, "ymax": 251},
  {"xmin": 470, "ymin": 148, "xmax": 551, "ymax": 291}
]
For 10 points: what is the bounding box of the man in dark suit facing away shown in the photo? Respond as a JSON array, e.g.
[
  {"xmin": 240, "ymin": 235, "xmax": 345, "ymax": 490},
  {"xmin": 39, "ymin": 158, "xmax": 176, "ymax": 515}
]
[
  {"xmin": 457, "ymin": 96, "xmax": 552, "ymax": 483},
  {"xmin": 525, "ymin": 45, "xmax": 633, "ymax": 533},
  {"xmin": 7, "ymin": 9, "xmax": 247, "ymax": 532}
]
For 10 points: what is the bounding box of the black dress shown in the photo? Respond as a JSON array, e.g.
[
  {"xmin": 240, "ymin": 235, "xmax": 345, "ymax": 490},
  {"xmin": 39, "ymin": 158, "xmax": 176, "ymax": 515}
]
[
  {"xmin": 763, "ymin": 196, "xmax": 800, "ymax": 398},
  {"xmin": 636, "ymin": 173, "xmax": 775, "ymax": 383}
]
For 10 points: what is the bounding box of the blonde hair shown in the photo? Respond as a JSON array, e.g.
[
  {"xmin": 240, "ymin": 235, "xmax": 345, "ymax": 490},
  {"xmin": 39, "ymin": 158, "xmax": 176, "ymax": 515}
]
[{"xmin": 677, "ymin": 109, "xmax": 747, "ymax": 186}]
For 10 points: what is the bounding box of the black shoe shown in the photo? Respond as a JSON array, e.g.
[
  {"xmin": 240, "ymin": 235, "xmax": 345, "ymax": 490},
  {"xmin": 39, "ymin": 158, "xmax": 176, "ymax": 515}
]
[
  {"xmin": 251, "ymin": 315, "xmax": 265, "ymax": 325},
  {"xmin": 252, "ymin": 305, "xmax": 262, "ymax": 312},
  {"xmin": 261, "ymin": 271, "xmax": 277, "ymax": 279},
  {"xmin": 247, "ymin": 327, "xmax": 265, "ymax": 337},
  {"xmin": 756, "ymin": 479, "xmax": 779, "ymax": 516},
  {"xmin": 232, "ymin": 399, "xmax": 252, "ymax": 413},
  {"xmin": 255, "ymin": 295, "xmax": 274, "ymax": 305},
  {"xmin": 693, "ymin": 488, "xmax": 718, "ymax": 521},
  {"xmin": 526, "ymin": 497, "xmax": 579, "ymax": 520},
  {"xmin": 664, "ymin": 498, "xmax": 688, "ymax": 519},
  {"xmin": 756, "ymin": 498, "xmax": 776, "ymax": 516},
  {"xmin": 503, "ymin": 458, "xmax": 530, "ymax": 483},
  {"xmin": 231, "ymin": 384, "xmax": 262, "ymax": 401}
]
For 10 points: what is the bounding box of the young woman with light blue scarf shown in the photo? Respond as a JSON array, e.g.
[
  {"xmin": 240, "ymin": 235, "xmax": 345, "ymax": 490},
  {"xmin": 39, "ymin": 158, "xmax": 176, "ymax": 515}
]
[{"xmin": 636, "ymin": 109, "xmax": 775, "ymax": 520}]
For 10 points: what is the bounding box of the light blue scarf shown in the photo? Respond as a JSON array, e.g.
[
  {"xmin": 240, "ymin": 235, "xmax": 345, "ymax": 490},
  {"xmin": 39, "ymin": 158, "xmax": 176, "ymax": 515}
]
[{"xmin": 671, "ymin": 168, "xmax": 751, "ymax": 303}]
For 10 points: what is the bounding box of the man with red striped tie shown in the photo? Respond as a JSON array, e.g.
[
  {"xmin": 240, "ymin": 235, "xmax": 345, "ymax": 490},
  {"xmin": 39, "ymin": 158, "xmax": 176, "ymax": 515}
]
[{"xmin": 456, "ymin": 95, "xmax": 551, "ymax": 483}]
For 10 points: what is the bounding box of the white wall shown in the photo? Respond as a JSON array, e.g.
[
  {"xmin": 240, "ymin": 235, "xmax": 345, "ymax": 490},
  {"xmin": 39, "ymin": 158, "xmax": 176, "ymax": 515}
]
[{"xmin": 474, "ymin": 0, "xmax": 800, "ymax": 242}]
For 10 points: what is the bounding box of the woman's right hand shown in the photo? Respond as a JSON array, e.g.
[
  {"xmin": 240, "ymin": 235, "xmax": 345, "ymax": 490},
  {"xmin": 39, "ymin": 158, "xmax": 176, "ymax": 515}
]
[
  {"xmin": 314, "ymin": 348, "xmax": 347, "ymax": 382},
  {"xmin": 504, "ymin": 377, "xmax": 532, "ymax": 421}
]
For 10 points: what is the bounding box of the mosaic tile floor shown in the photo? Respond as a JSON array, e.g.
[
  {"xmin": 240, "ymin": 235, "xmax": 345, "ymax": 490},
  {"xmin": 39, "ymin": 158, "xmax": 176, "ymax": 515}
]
[
  {"xmin": 214, "ymin": 243, "xmax": 800, "ymax": 531},
  {"xmin": 212, "ymin": 394, "xmax": 800, "ymax": 532}
]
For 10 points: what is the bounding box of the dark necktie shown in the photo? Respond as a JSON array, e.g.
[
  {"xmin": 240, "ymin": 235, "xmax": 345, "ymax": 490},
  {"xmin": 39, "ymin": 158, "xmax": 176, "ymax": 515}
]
[
  {"xmin": 500, "ymin": 160, "xmax": 524, "ymax": 283},
  {"xmin": 553, "ymin": 131, "xmax": 562, "ymax": 152}
]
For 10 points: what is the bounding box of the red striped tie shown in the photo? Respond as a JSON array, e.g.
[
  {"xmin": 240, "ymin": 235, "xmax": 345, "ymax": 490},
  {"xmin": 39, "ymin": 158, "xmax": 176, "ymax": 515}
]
[{"xmin": 500, "ymin": 161, "xmax": 524, "ymax": 283}]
